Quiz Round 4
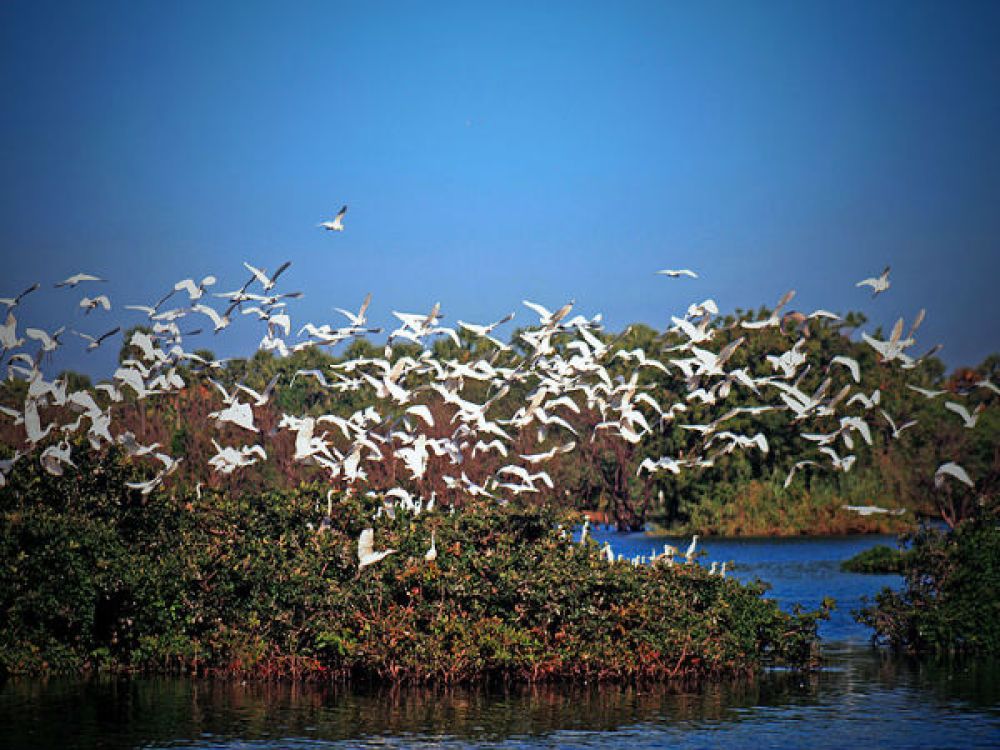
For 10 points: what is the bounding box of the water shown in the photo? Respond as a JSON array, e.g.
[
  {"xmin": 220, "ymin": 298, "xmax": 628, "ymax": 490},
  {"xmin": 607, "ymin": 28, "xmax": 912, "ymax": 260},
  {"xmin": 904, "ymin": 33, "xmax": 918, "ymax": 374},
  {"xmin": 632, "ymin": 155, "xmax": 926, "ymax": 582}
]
[{"xmin": 2, "ymin": 535, "xmax": 998, "ymax": 749}]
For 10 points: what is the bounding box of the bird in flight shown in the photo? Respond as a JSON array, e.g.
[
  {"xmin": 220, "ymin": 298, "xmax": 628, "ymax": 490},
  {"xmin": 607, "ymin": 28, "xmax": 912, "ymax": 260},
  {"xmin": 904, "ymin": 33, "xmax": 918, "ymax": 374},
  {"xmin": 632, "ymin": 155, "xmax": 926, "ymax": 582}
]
[
  {"xmin": 55, "ymin": 273, "xmax": 105, "ymax": 289},
  {"xmin": 656, "ymin": 269, "xmax": 698, "ymax": 279},
  {"xmin": 319, "ymin": 205, "xmax": 348, "ymax": 232},
  {"xmin": 856, "ymin": 266, "xmax": 890, "ymax": 297}
]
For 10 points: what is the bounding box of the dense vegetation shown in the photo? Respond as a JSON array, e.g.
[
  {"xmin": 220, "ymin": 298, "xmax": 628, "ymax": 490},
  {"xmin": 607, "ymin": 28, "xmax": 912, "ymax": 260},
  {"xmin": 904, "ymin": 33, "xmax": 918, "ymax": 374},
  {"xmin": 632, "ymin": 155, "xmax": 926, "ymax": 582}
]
[
  {"xmin": 856, "ymin": 501, "xmax": 1000, "ymax": 655},
  {"xmin": 841, "ymin": 544, "xmax": 911, "ymax": 574},
  {"xmin": 0, "ymin": 450, "xmax": 827, "ymax": 681}
]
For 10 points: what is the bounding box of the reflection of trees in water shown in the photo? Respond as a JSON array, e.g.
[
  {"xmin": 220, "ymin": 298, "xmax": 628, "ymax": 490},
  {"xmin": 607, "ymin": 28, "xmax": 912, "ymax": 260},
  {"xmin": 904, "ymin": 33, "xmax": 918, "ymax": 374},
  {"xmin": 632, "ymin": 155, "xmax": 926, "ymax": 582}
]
[{"xmin": 1, "ymin": 652, "xmax": 997, "ymax": 748}]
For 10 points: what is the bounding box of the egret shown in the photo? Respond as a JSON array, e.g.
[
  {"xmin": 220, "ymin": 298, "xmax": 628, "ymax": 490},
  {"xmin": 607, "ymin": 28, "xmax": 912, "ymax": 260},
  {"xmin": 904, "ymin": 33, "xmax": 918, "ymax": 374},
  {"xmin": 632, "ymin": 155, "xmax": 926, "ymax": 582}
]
[
  {"xmin": 319, "ymin": 205, "xmax": 348, "ymax": 231},
  {"xmin": 358, "ymin": 528, "xmax": 396, "ymax": 569},
  {"xmin": 856, "ymin": 266, "xmax": 891, "ymax": 297}
]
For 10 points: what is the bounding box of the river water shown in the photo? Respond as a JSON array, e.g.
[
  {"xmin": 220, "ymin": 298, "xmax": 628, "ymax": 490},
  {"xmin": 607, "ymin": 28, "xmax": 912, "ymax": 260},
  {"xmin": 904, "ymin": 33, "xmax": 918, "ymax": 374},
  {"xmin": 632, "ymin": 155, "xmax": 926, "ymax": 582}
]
[{"xmin": 2, "ymin": 534, "xmax": 998, "ymax": 749}]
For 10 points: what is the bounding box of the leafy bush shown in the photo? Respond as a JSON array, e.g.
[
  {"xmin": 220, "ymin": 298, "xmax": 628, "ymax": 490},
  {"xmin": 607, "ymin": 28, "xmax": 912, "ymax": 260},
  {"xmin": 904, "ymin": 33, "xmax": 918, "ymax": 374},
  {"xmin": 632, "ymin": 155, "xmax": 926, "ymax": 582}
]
[
  {"xmin": 841, "ymin": 545, "xmax": 910, "ymax": 574},
  {"xmin": 855, "ymin": 512, "xmax": 1000, "ymax": 654},
  {"xmin": 0, "ymin": 451, "xmax": 826, "ymax": 682}
]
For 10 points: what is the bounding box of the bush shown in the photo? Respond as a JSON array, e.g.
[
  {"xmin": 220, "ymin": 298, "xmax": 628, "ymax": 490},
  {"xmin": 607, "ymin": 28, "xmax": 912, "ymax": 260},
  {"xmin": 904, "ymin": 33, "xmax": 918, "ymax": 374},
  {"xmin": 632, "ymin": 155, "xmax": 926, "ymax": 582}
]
[
  {"xmin": 841, "ymin": 545, "xmax": 910, "ymax": 574},
  {"xmin": 0, "ymin": 451, "xmax": 826, "ymax": 682},
  {"xmin": 855, "ymin": 512, "xmax": 1000, "ymax": 655}
]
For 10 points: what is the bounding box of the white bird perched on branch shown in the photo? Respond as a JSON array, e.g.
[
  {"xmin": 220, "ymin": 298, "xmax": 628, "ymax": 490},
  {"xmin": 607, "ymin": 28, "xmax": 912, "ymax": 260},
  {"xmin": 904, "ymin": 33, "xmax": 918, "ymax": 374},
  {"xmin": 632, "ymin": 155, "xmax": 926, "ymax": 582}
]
[
  {"xmin": 357, "ymin": 528, "xmax": 395, "ymax": 569},
  {"xmin": 685, "ymin": 535, "xmax": 699, "ymax": 563},
  {"xmin": 319, "ymin": 205, "xmax": 347, "ymax": 231},
  {"xmin": 424, "ymin": 531, "xmax": 438, "ymax": 562}
]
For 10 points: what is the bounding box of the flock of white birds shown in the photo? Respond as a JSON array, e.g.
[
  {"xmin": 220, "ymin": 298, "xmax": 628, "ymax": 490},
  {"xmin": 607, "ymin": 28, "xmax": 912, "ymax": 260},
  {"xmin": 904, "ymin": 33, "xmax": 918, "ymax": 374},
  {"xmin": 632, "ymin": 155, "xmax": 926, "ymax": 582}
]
[{"xmin": 0, "ymin": 227, "xmax": 993, "ymax": 571}]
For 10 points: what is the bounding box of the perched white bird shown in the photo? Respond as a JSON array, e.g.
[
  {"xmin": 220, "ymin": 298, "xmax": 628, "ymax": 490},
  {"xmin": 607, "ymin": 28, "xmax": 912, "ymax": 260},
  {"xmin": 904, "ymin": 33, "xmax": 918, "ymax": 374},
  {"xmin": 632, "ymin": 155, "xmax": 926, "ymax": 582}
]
[
  {"xmin": 685, "ymin": 535, "xmax": 699, "ymax": 563},
  {"xmin": 424, "ymin": 531, "xmax": 438, "ymax": 562},
  {"xmin": 319, "ymin": 205, "xmax": 348, "ymax": 231},
  {"xmin": 357, "ymin": 528, "xmax": 396, "ymax": 569}
]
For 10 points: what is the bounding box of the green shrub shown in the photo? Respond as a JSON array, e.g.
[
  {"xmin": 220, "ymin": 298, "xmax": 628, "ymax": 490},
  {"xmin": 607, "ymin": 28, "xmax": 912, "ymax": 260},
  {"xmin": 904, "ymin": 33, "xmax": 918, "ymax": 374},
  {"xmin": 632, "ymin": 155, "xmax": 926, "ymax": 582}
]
[
  {"xmin": 855, "ymin": 513, "xmax": 1000, "ymax": 655},
  {"xmin": 841, "ymin": 545, "xmax": 911, "ymax": 574},
  {"xmin": 0, "ymin": 452, "xmax": 826, "ymax": 682}
]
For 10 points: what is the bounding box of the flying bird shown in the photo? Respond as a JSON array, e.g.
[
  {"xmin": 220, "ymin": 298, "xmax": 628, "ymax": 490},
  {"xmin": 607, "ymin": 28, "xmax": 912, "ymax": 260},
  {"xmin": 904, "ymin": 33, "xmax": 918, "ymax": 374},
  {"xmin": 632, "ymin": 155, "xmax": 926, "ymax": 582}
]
[
  {"xmin": 934, "ymin": 461, "xmax": 974, "ymax": 489},
  {"xmin": 358, "ymin": 528, "xmax": 396, "ymax": 569},
  {"xmin": 55, "ymin": 273, "xmax": 104, "ymax": 288},
  {"xmin": 656, "ymin": 269, "xmax": 698, "ymax": 278},
  {"xmin": 319, "ymin": 205, "xmax": 348, "ymax": 231},
  {"xmin": 856, "ymin": 266, "xmax": 890, "ymax": 297}
]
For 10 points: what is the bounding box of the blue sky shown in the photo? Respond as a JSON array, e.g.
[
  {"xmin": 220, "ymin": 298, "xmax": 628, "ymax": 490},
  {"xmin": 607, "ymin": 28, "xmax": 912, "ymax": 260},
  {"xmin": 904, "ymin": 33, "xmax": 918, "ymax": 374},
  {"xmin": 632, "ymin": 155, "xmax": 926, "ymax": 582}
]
[{"xmin": 1, "ymin": 1, "xmax": 998, "ymax": 376}]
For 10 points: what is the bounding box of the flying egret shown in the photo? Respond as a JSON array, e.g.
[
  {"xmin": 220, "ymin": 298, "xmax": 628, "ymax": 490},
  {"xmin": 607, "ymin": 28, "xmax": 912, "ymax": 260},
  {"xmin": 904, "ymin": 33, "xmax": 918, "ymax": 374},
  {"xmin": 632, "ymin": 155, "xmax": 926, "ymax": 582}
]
[
  {"xmin": 856, "ymin": 266, "xmax": 890, "ymax": 297},
  {"xmin": 358, "ymin": 528, "xmax": 396, "ymax": 569},
  {"xmin": 319, "ymin": 205, "xmax": 348, "ymax": 231}
]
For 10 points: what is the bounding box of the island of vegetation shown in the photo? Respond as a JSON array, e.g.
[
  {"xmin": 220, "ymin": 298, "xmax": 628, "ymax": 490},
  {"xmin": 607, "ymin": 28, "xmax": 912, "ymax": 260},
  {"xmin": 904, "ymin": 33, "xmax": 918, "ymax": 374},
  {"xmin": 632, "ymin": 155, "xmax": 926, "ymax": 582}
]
[{"xmin": 0, "ymin": 451, "xmax": 828, "ymax": 680}]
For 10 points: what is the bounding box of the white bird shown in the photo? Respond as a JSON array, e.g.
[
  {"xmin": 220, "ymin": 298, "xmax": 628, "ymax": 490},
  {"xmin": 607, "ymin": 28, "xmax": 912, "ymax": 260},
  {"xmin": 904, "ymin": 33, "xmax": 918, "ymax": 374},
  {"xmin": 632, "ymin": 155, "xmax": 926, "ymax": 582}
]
[
  {"xmin": 55, "ymin": 273, "xmax": 104, "ymax": 288},
  {"xmin": 934, "ymin": 461, "xmax": 974, "ymax": 489},
  {"xmin": 830, "ymin": 355, "xmax": 862, "ymax": 384},
  {"xmin": 191, "ymin": 303, "xmax": 231, "ymax": 333},
  {"xmin": 319, "ymin": 205, "xmax": 348, "ymax": 231},
  {"xmin": 79, "ymin": 295, "xmax": 111, "ymax": 314},
  {"xmin": 334, "ymin": 292, "xmax": 373, "ymax": 327},
  {"xmin": 357, "ymin": 528, "xmax": 396, "ymax": 569},
  {"xmin": 208, "ymin": 400, "xmax": 258, "ymax": 432},
  {"xmin": 40, "ymin": 440, "xmax": 75, "ymax": 476},
  {"xmin": 684, "ymin": 536, "xmax": 699, "ymax": 563},
  {"xmin": 174, "ymin": 275, "xmax": 217, "ymax": 300},
  {"xmin": 943, "ymin": 401, "xmax": 983, "ymax": 429},
  {"xmin": 242, "ymin": 261, "xmax": 291, "ymax": 292},
  {"xmin": 856, "ymin": 265, "xmax": 890, "ymax": 297},
  {"xmin": 656, "ymin": 269, "xmax": 698, "ymax": 278},
  {"xmin": 907, "ymin": 384, "xmax": 947, "ymax": 399},
  {"xmin": 1, "ymin": 312, "xmax": 23, "ymax": 350},
  {"xmin": 234, "ymin": 373, "xmax": 281, "ymax": 407},
  {"xmin": 522, "ymin": 299, "xmax": 575, "ymax": 329},
  {"xmin": 73, "ymin": 326, "xmax": 121, "ymax": 351},
  {"xmin": 0, "ymin": 283, "xmax": 40, "ymax": 309},
  {"xmin": 879, "ymin": 409, "xmax": 917, "ymax": 439},
  {"xmin": 841, "ymin": 504, "xmax": 905, "ymax": 516},
  {"xmin": 424, "ymin": 531, "xmax": 438, "ymax": 562}
]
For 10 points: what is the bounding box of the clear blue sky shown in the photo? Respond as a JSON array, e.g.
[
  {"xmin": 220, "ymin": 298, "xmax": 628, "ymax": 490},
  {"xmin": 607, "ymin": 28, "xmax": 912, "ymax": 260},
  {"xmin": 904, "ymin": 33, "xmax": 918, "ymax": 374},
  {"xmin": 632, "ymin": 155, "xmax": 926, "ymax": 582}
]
[{"xmin": 1, "ymin": 1, "xmax": 998, "ymax": 375}]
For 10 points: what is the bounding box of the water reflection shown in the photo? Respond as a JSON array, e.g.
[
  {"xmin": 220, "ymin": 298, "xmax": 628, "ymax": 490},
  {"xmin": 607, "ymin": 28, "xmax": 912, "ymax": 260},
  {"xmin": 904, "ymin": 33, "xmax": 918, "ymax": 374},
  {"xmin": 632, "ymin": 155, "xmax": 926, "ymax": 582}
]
[{"xmin": 2, "ymin": 647, "xmax": 998, "ymax": 749}]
